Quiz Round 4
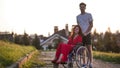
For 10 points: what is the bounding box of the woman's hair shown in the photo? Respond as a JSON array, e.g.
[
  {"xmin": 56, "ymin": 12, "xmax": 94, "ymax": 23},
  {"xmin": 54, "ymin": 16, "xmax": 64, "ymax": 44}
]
[{"xmin": 69, "ymin": 25, "xmax": 83, "ymax": 40}]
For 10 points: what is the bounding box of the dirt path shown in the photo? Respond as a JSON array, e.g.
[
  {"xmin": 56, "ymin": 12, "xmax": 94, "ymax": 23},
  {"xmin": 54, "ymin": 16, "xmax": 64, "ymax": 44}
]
[
  {"xmin": 93, "ymin": 59, "xmax": 120, "ymax": 68},
  {"xmin": 39, "ymin": 51, "xmax": 120, "ymax": 68}
]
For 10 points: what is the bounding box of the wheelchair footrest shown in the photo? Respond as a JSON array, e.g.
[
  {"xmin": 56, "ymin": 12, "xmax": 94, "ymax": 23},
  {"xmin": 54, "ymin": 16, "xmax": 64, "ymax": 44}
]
[{"xmin": 60, "ymin": 62, "xmax": 67, "ymax": 64}]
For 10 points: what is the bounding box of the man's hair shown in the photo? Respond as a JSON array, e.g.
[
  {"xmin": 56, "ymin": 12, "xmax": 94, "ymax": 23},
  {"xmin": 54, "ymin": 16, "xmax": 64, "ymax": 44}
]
[{"xmin": 79, "ymin": 2, "xmax": 86, "ymax": 7}]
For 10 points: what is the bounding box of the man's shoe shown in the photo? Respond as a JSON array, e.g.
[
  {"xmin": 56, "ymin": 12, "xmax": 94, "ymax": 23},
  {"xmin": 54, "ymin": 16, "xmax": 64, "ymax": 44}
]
[
  {"xmin": 82, "ymin": 64, "xmax": 87, "ymax": 68},
  {"xmin": 68, "ymin": 62, "xmax": 73, "ymax": 68},
  {"xmin": 89, "ymin": 63, "xmax": 93, "ymax": 68}
]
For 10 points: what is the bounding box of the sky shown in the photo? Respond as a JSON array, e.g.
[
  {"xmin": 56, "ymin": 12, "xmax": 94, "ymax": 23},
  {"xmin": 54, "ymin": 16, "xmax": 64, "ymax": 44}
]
[{"xmin": 0, "ymin": 0, "xmax": 120, "ymax": 36}]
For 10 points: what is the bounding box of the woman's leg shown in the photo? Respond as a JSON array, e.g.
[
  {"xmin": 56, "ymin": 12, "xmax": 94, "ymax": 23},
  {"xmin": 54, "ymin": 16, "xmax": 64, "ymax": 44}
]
[
  {"xmin": 60, "ymin": 44, "xmax": 72, "ymax": 62},
  {"xmin": 55, "ymin": 43, "xmax": 63, "ymax": 58},
  {"xmin": 52, "ymin": 43, "xmax": 63, "ymax": 62},
  {"xmin": 56, "ymin": 53, "xmax": 63, "ymax": 63}
]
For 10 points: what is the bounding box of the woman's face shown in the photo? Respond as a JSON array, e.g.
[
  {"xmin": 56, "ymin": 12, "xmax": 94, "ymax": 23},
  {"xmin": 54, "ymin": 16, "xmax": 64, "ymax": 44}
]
[{"xmin": 74, "ymin": 26, "xmax": 79, "ymax": 34}]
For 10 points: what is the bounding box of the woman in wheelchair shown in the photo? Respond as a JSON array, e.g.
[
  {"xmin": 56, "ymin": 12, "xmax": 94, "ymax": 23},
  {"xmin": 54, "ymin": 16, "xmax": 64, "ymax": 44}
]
[{"xmin": 52, "ymin": 25, "xmax": 83, "ymax": 64}]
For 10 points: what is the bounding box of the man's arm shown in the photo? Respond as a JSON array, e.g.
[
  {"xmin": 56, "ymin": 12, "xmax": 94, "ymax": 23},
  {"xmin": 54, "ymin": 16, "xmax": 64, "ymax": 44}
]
[
  {"xmin": 84, "ymin": 20, "xmax": 93, "ymax": 35},
  {"xmin": 77, "ymin": 19, "xmax": 79, "ymax": 25}
]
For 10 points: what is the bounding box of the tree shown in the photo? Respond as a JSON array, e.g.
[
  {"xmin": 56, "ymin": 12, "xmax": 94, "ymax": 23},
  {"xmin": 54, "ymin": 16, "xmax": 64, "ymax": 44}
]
[
  {"xmin": 92, "ymin": 27, "xmax": 120, "ymax": 53},
  {"xmin": 32, "ymin": 34, "xmax": 41, "ymax": 49},
  {"xmin": 14, "ymin": 34, "xmax": 20, "ymax": 44},
  {"xmin": 22, "ymin": 32, "xmax": 30, "ymax": 45},
  {"xmin": 14, "ymin": 34, "xmax": 24, "ymax": 45},
  {"xmin": 103, "ymin": 27, "xmax": 117, "ymax": 52},
  {"xmin": 92, "ymin": 29, "xmax": 101, "ymax": 51}
]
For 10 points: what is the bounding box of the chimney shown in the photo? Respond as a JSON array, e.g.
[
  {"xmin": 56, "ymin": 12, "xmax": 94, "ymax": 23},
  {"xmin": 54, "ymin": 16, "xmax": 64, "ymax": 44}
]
[
  {"xmin": 54, "ymin": 26, "xmax": 58, "ymax": 33},
  {"xmin": 65, "ymin": 24, "xmax": 68, "ymax": 31},
  {"xmin": 65, "ymin": 24, "xmax": 69, "ymax": 37},
  {"xmin": 48, "ymin": 32, "xmax": 50, "ymax": 36}
]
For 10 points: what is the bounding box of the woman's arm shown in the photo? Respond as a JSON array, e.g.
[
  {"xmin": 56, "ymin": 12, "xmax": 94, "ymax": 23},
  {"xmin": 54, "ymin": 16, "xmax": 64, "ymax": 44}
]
[
  {"xmin": 77, "ymin": 35, "xmax": 82, "ymax": 43},
  {"xmin": 67, "ymin": 37, "xmax": 72, "ymax": 45}
]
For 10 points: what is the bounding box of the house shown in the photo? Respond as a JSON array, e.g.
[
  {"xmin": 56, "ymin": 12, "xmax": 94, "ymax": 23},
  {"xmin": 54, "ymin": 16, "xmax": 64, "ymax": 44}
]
[
  {"xmin": 0, "ymin": 32, "xmax": 14, "ymax": 42},
  {"xmin": 41, "ymin": 34, "xmax": 68, "ymax": 50},
  {"xmin": 40, "ymin": 24, "xmax": 70, "ymax": 50},
  {"xmin": 116, "ymin": 33, "xmax": 120, "ymax": 47}
]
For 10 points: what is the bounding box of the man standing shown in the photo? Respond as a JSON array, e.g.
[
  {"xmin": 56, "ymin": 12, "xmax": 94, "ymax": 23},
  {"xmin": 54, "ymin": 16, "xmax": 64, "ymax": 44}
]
[{"xmin": 76, "ymin": 2, "xmax": 93, "ymax": 68}]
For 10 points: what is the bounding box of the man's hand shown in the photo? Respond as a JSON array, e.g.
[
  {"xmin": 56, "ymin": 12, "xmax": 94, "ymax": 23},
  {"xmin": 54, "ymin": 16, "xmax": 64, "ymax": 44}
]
[{"xmin": 84, "ymin": 33, "xmax": 87, "ymax": 36}]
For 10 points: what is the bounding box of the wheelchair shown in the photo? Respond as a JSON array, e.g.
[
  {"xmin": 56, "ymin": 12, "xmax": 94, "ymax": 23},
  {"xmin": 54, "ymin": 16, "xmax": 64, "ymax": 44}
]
[{"xmin": 53, "ymin": 43, "xmax": 90, "ymax": 68}]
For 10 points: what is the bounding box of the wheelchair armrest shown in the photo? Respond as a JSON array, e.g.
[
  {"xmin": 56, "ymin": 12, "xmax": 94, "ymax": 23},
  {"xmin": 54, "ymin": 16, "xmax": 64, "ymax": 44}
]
[
  {"xmin": 76, "ymin": 42, "xmax": 83, "ymax": 45},
  {"xmin": 73, "ymin": 43, "xmax": 83, "ymax": 50}
]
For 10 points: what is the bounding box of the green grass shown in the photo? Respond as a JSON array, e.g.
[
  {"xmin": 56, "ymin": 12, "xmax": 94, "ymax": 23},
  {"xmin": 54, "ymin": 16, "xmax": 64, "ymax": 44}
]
[
  {"xmin": 22, "ymin": 50, "xmax": 46, "ymax": 68},
  {"xmin": 93, "ymin": 51, "xmax": 120, "ymax": 64},
  {"xmin": 0, "ymin": 40, "xmax": 36, "ymax": 67}
]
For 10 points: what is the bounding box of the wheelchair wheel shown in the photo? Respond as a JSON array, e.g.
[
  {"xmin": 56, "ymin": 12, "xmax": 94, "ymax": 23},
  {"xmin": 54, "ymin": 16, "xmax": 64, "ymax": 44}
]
[
  {"xmin": 66, "ymin": 50, "xmax": 76, "ymax": 68},
  {"xmin": 75, "ymin": 46, "xmax": 90, "ymax": 68},
  {"xmin": 67, "ymin": 60, "xmax": 73, "ymax": 68}
]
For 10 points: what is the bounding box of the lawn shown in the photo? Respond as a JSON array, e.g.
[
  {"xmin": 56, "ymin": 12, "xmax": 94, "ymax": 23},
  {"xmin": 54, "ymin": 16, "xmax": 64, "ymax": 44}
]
[
  {"xmin": 93, "ymin": 51, "xmax": 120, "ymax": 64},
  {"xmin": 22, "ymin": 50, "xmax": 46, "ymax": 68},
  {"xmin": 0, "ymin": 40, "xmax": 36, "ymax": 67}
]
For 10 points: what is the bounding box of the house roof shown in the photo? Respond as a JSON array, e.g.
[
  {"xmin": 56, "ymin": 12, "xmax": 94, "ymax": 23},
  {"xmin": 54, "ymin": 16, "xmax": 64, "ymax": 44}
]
[
  {"xmin": 40, "ymin": 28, "xmax": 70, "ymax": 46},
  {"xmin": 54, "ymin": 29, "xmax": 68, "ymax": 38},
  {"xmin": 40, "ymin": 34, "xmax": 68, "ymax": 46}
]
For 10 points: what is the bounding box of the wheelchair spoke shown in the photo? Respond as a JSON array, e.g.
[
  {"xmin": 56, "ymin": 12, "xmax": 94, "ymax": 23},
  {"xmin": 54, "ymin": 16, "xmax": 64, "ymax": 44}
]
[{"xmin": 75, "ymin": 46, "xmax": 90, "ymax": 68}]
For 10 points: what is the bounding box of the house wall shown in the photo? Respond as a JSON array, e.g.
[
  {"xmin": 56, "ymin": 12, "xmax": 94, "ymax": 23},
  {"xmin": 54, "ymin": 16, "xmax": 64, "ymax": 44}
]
[
  {"xmin": 0, "ymin": 34, "xmax": 14, "ymax": 42},
  {"xmin": 42, "ymin": 45, "xmax": 48, "ymax": 50}
]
